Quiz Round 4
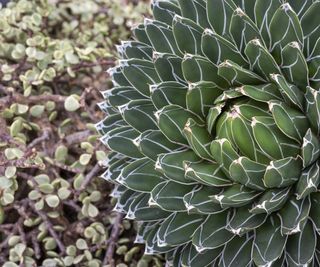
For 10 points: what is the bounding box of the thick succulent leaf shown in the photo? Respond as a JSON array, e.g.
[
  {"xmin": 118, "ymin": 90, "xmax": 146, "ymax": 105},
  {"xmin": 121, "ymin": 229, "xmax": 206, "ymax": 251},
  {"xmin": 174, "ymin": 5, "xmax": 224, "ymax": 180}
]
[
  {"xmin": 263, "ymin": 156, "xmax": 302, "ymax": 188},
  {"xmin": 153, "ymin": 53, "xmax": 185, "ymax": 83},
  {"xmin": 110, "ymin": 184, "xmax": 127, "ymax": 199},
  {"xmin": 127, "ymin": 193, "xmax": 171, "ymax": 221},
  {"xmin": 96, "ymin": 113, "xmax": 127, "ymax": 136},
  {"xmin": 207, "ymin": 103, "xmax": 225, "ymax": 134},
  {"xmin": 250, "ymin": 187, "xmax": 291, "ymax": 214},
  {"xmin": 117, "ymin": 41, "xmax": 153, "ymax": 60},
  {"xmin": 269, "ymin": 3, "xmax": 303, "ymax": 63},
  {"xmin": 254, "ymin": 0, "xmax": 282, "ymax": 46},
  {"xmin": 271, "ymin": 74, "xmax": 305, "ymax": 111},
  {"xmin": 281, "ymin": 42, "xmax": 309, "ymax": 90},
  {"xmin": 119, "ymin": 99, "xmax": 158, "ymax": 132},
  {"xmin": 172, "ymin": 15, "xmax": 203, "ymax": 55},
  {"xmin": 301, "ymin": 2, "xmax": 320, "ymax": 56},
  {"xmin": 157, "ymin": 212, "xmax": 204, "ymax": 247},
  {"xmin": 107, "ymin": 66, "xmax": 131, "ymax": 87},
  {"xmin": 278, "ymin": 196, "xmax": 311, "ymax": 235},
  {"xmin": 100, "ymin": 126, "xmax": 144, "ymax": 159},
  {"xmin": 167, "ymin": 246, "xmax": 184, "ymax": 267},
  {"xmin": 177, "ymin": 0, "xmax": 210, "ymax": 28},
  {"xmin": 101, "ymin": 157, "xmax": 132, "ymax": 184},
  {"xmin": 136, "ymin": 130, "xmax": 179, "ymax": 161},
  {"xmin": 211, "ymin": 184, "xmax": 261, "ymax": 208},
  {"xmin": 183, "ymin": 118, "xmax": 213, "ymax": 160},
  {"xmin": 181, "ymin": 243, "xmax": 222, "ymax": 267},
  {"xmin": 201, "ymin": 29, "xmax": 247, "ymax": 66},
  {"xmin": 156, "ymin": 105, "xmax": 204, "ymax": 145},
  {"xmin": 150, "ymin": 81, "xmax": 187, "ymax": 109},
  {"xmin": 120, "ymin": 59, "xmax": 161, "ymax": 97},
  {"xmin": 230, "ymin": 7, "xmax": 263, "ymax": 53},
  {"xmin": 238, "ymin": 84, "xmax": 283, "ymax": 104},
  {"xmin": 252, "ymin": 116, "xmax": 300, "ymax": 160},
  {"xmin": 305, "ymin": 86, "xmax": 320, "ymax": 135},
  {"xmin": 214, "ymin": 89, "xmax": 243, "ymax": 105},
  {"xmin": 184, "ymin": 160, "xmax": 232, "ymax": 187},
  {"xmin": 186, "ymin": 81, "xmax": 224, "ymax": 118},
  {"xmin": 182, "ymin": 54, "xmax": 229, "ymax": 87},
  {"xmin": 229, "ymin": 157, "xmax": 266, "ymax": 191},
  {"xmin": 302, "ymin": 129, "xmax": 320, "ymax": 168},
  {"xmin": 286, "ymin": 221, "xmax": 316, "ymax": 266},
  {"xmin": 156, "ymin": 149, "xmax": 201, "ymax": 184},
  {"xmin": 244, "ymin": 39, "xmax": 281, "ymax": 80},
  {"xmin": 183, "ymin": 185, "xmax": 223, "ymax": 214},
  {"xmin": 226, "ymin": 206, "xmax": 267, "ymax": 235},
  {"xmin": 295, "ymin": 161, "xmax": 320, "ymax": 200},
  {"xmin": 218, "ymin": 235, "xmax": 254, "ymax": 267},
  {"xmin": 104, "ymin": 86, "xmax": 146, "ymax": 108},
  {"xmin": 218, "ymin": 60, "xmax": 266, "ymax": 86},
  {"xmin": 206, "ymin": 0, "xmax": 237, "ymax": 39},
  {"xmin": 135, "ymin": 221, "xmax": 159, "ymax": 244},
  {"xmin": 192, "ymin": 210, "xmax": 234, "ymax": 251},
  {"xmin": 114, "ymin": 190, "xmax": 139, "ymax": 213},
  {"xmin": 253, "ymin": 216, "xmax": 287, "ymax": 267},
  {"xmin": 310, "ymin": 193, "xmax": 320, "ymax": 234},
  {"xmin": 133, "ymin": 23, "xmax": 152, "ymax": 45},
  {"xmin": 286, "ymin": 0, "xmax": 313, "ymax": 18},
  {"xmin": 308, "ymin": 40, "xmax": 320, "ymax": 90},
  {"xmin": 116, "ymin": 158, "xmax": 164, "ymax": 192},
  {"xmin": 150, "ymin": 181, "xmax": 193, "ymax": 212},
  {"xmin": 210, "ymin": 138, "xmax": 239, "ymax": 176},
  {"xmin": 269, "ymin": 101, "xmax": 309, "ymax": 143},
  {"xmin": 152, "ymin": 0, "xmax": 181, "ymax": 25},
  {"xmin": 145, "ymin": 226, "xmax": 175, "ymax": 254},
  {"xmin": 145, "ymin": 19, "xmax": 182, "ymax": 56}
]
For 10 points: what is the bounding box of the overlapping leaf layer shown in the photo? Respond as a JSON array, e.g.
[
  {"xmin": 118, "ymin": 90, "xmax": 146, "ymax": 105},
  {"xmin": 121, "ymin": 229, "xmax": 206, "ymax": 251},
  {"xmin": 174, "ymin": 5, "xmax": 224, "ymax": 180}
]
[{"xmin": 97, "ymin": 0, "xmax": 320, "ymax": 266}]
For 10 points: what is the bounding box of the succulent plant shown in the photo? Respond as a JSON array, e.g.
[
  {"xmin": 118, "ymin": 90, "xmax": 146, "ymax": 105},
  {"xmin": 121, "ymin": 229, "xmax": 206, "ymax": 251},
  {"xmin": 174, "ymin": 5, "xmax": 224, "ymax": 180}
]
[{"xmin": 97, "ymin": 0, "xmax": 320, "ymax": 266}]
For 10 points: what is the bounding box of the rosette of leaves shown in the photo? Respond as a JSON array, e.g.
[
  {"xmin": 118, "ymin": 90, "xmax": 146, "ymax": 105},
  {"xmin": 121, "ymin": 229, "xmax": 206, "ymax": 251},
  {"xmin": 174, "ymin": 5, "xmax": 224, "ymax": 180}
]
[{"xmin": 97, "ymin": 0, "xmax": 320, "ymax": 266}]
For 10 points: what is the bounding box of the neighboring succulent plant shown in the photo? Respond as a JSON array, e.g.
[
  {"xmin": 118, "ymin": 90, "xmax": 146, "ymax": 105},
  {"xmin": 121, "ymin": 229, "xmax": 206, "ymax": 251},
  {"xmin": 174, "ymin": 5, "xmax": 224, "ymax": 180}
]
[{"xmin": 97, "ymin": 0, "xmax": 320, "ymax": 266}]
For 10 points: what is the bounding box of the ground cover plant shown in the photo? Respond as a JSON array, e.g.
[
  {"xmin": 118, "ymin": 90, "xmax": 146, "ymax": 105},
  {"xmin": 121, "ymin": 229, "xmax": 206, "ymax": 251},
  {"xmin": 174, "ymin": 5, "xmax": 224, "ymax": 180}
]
[
  {"xmin": 0, "ymin": 0, "xmax": 163, "ymax": 266},
  {"xmin": 98, "ymin": 0, "xmax": 320, "ymax": 266}
]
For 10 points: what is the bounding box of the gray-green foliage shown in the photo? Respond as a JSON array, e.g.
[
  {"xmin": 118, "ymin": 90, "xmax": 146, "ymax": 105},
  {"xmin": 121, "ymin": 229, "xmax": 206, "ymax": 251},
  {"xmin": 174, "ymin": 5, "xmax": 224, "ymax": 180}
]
[
  {"xmin": 0, "ymin": 0, "xmax": 158, "ymax": 266},
  {"xmin": 98, "ymin": 0, "xmax": 320, "ymax": 266}
]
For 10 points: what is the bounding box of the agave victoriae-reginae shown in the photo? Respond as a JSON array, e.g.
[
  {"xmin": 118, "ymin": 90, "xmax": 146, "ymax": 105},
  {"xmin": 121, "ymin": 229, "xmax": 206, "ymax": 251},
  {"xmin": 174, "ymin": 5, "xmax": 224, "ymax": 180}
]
[{"xmin": 96, "ymin": 0, "xmax": 320, "ymax": 266}]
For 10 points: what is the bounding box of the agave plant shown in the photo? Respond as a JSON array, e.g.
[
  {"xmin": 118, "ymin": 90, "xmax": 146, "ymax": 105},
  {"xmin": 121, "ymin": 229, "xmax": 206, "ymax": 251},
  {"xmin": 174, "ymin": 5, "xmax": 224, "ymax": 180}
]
[{"xmin": 96, "ymin": 0, "xmax": 320, "ymax": 266}]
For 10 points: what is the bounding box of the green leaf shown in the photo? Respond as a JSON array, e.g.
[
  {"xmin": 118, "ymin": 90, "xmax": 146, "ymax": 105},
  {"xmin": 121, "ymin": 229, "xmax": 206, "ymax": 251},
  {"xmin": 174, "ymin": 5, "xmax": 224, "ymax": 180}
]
[
  {"xmin": 177, "ymin": 0, "xmax": 210, "ymax": 28},
  {"xmin": 269, "ymin": 101, "xmax": 309, "ymax": 143},
  {"xmin": 250, "ymin": 187, "xmax": 291, "ymax": 214},
  {"xmin": 152, "ymin": 0, "xmax": 181, "ymax": 25},
  {"xmin": 150, "ymin": 81, "xmax": 187, "ymax": 109},
  {"xmin": 211, "ymin": 184, "xmax": 261, "ymax": 208},
  {"xmin": 263, "ymin": 156, "xmax": 302, "ymax": 188},
  {"xmin": 154, "ymin": 53, "xmax": 185, "ymax": 83},
  {"xmin": 137, "ymin": 130, "xmax": 179, "ymax": 161},
  {"xmin": 226, "ymin": 206, "xmax": 267, "ymax": 235},
  {"xmin": 156, "ymin": 105, "xmax": 203, "ymax": 145},
  {"xmin": 120, "ymin": 99, "xmax": 158, "ymax": 132},
  {"xmin": 219, "ymin": 235, "xmax": 253, "ymax": 267},
  {"xmin": 201, "ymin": 29, "xmax": 247, "ymax": 66},
  {"xmin": 192, "ymin": 210, "xmax": 234, "ymax": 251},
  {"xmin": 186, "ymin": 81, "xmax": 224, "ymax": 118},
  {"xmin": 244, "ymin": 39, "xmax": 281, "ymax": 80},
  {"xmin": 281, "ymin": 42, "xmax": 309, "ymax": 90},
  {"xmin": 156, "ymin": 149, "xmax": 201, "ymax": 184},
  {"xmin": 117, "ymin": 41, "xmax": 153, "ymax": 60},
  {"xmin": 286, "ymin": 221, "xmax": 316, "ymax": 266},
  {"xmin": 302, "ymin": 129, "xmax": 320, "ymax": 168},
  {"xmin": 157, "ymin": 212, "xmax": 204, "ymax": 247},
  {"xmin": 309, "ymin": 193, "xmax": 320, "ymax": 234},
  {"xmin": 150, "ymin": 181, "xmax": 193, "ymax": 211},
  {"xmin": 305, "ymin": 86, "xmax": 320, "ymax": 135},
  {"xmin": 229, "ymin": 157, "xmax": 266, "ymax": 191},
  {"xmin": 239, "ymin": 84, "xmax": 283, "ymax": 103},
  {"xmin": 184, "ymin": 160, "xmax": 232, "ymax": 187},
  {"xmin": 253, "ymin": 216, "xmax": 287, "ymax": 266},
  {"xmin": 269, "ymin": 3, "xmax": 303, "ymax": 63},
  {"xmin": 183, "ymin": 185, "xmax": 222, "ymax": 214},
  {"xmin": 278, "ymin": 196, "xmax": 311, "ymax": 235},
  {"xmin": 218, "ymin": 60, "xmax": 266, "ymax": 86},
  {"xmin": 117, "ymin": 158, "xmax": 164, "ymax": 192},
  {"xmin": 183, "ymin": 118, "xmax": 213, "ymax": 160},
  {"xmin": 295, "ymin": 161, "xmax": 320, "ymax": 200},
  {"xmin": 133, "ymin": 24, "xmax": 152, "ymax": 46},
  {"xmin": 172, "ymin": 15, "xmax": 203, "ymax": 55}
]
